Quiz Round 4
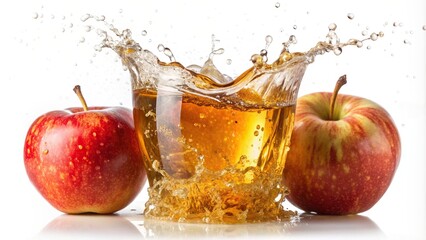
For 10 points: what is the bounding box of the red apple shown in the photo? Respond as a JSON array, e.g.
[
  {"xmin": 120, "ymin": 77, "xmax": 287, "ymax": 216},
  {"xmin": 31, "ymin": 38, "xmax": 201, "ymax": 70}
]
[
  {"xmin": 283, "ymin": 75, "xmax": 401, "ymax": 215},
  {"xmin": 24, "ymin": 85, "xmax": 147, "ymax": 214}
]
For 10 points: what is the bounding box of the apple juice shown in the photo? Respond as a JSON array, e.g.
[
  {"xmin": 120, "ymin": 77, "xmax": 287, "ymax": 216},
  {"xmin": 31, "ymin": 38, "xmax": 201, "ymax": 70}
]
[
  {"xmin": 133, "ymin": 88, "xmax": 295, "ymax": 223},
  {"xmin": 84, "ymin": 13, "xmax": 383, "ymax": 223}
]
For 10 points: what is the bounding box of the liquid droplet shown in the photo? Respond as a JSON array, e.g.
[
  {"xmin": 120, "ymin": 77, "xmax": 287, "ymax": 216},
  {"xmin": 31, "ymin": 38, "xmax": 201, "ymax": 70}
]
[
  {"xmin": 370, "ymin": 33, "xmax": 378, "ymax": 41},
  {"xmin": 157, "ymin": 44, "xmax": 165, "ymax": 52},
  {"xmin": 81, "ymin": 13, "xmax": 91, "ymax": 22},
  {"xmin": 32, "ymin": 12, "xmax": 39, "ymax": 19},
  {"xmin": 328, "ymin": 23, "xmax": 337, "ymax": 31},
  {"xmin": 347, "ymin": 13, "xmax": 355, "ymax": 20},
  {"xmin": 275, "ymin": 2, "xmax": 281, "ymax": 8},
  {"xmin": 293, "ymin": 25, "xmax": 297, "ymax": 30},
  {"xmin": 265, "ymin": 35, "xmax": 273, "ymax": 48},
  {"xmin": 84, "ymin": 25, "xmax": 92, "ymax": 32},
  {"xmin": 141, "ymin": 30, "xmax": 148, "ymax": 36},
  {"xmin": 333, "ymin": 47, "xmax": 342, "ymax": 55},
  {"xmin": 226, "ymin": 59, "xmax": 232, "ymax": 65},
  {"xmin": 423, "ymin": 25, "xmax": 426, "ymax": 31},
  {"xmin": 79, "ymin": 37, "xmax": 85, "ymax": 43}
]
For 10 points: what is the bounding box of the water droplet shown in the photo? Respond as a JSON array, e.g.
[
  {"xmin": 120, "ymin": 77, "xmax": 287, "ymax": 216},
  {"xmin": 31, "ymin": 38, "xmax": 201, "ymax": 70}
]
[
  {"xmin": 157, "ymin": 44, "xmax": 165, "ymax": 52},
  {"xmin": 361, "ymin": 30, "xmax": 368, "ymax": 36},
  {"xmin": 423, "ymin": 25, "xmax": 426, "ymax": 31},
  {"xmin": 275, "ymin": 2, "xmax": 280, "ymax": 8},
  {"xmin": 403, "ymin": 39, "xmax": 410, "ymax": 44},
  {"xmin": 163, "ymin": 47, "xmax": 176, "ymax": 62},
  {"xmin": 293, "ymin": 25, "xmax": 297, "ymax": 30},
  {"xmin": 50, "ymin": 14, "xmax": 55, "ymax": 19},
  {"xmin": 328, "ymin": 23, "xmax": 337, "ymax": 31},
  {"xmin": 366, "ymin": 45, "xmax": 372, "ymax": 50},
  {"xmin": 80, "ymin": 13, "xmax": 91, "ymax": 22},
  {"xmin": 254, "ymin": 131, "xmax": 259, "ymax": 136},
  {"xmin": 265, "ymin": 35, "xmax": 273, "ymax": 47},
  {"xmin": 260, "ymin": 49, "xmax": 268, "ymax": 56},
  {"xmin": 370, "ymin": 33, "xmax": 378, "ymax": 41},
  {"xmin": 333, "ymin": 47, "xmax": 342, "ymax": 55},
  {"xmin": 289, "ymin": 35, "xmax": 297, "ymax": 44},
  {"xmin": 212, "ymin": 48, "xmax": 225, "ymax": 55},
  {"xmin": 32, "ymin": 12, "xmax": 39, "ymax": 19},
  {"xmin": 226, "ymin": 59, "xmax": 232, "ymax": 65},
  {"xmin": 79, "ymin": 37, "xmax": 85, "ymax": 43},
  {"xmin": 84, "ymin": 25, "xmax": 92, "ymax": 32},
  {"xmin": 356, "ymin": 41, "xmax": 363, "ymax": 48},
  {"xmin": 347, "ymin": 13, "xmax": 354, "ymax": 20},
  {"xmin": 69, "ymin": 23, "xmax": 74, "ymax": 28},
  {"xmin": 96, "ymin": 15, "xmax": 106, "ymax": 21},
  {"xmin": 141, "ymin": 30, "xmax": 148, "ymax": 36},
  {"xmin": 119, "ymin": 9, "xmax": 123, "ymax": 14}
]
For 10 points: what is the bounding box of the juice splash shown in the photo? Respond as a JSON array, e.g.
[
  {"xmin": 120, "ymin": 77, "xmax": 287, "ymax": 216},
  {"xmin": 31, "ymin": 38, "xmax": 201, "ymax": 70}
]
[{"xmin": 82, "ymin": 14, "xmax": 382, "ymax": 223}]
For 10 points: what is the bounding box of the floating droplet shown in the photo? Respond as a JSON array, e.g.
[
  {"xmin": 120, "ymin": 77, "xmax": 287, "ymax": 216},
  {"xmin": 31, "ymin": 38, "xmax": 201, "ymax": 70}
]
[
  {"xmin": 361, "ymin": 30, "xmax": 368, "ymax": 36},
  {"xmin": 79, "ymin": 37, "xmax": 85, "ymax": 43},
  {"xmin": 289, "ymin": 35, "xmax": 297, "ymax": 44},
  {"xmin": 212, "ymin": 48, "xmax": 225, "ymax": 55},
  {"xmin": 328, "ymin": 23, "xmax": 337, "ymax": 31},
  {"xmin": 80, "ymin": 13, "xmax": 91, "ymax": 22},
  {"xmin": 370, "ymin": 33, "xmax": 378, "ymax": 41},
  {"xmin": 157, "ymin": 44, "xmax": 165, "ymax": 52},
  {"xmin": 96, "ymin": 15, "xmax": 106, "ymax": 21},
  {"xmin": 293, "ymin": 25, "xmax": 297, "ymax": 30},
  {"xmin": 265, "ymin": 35, "xmax": 273, "ymax": 47},
  {"xmin": 347, "ymin": 13, "xmax": 354, "ymax": 20},
  {"xmin": 84, "ymin": 25, "xmax": 92, "ymax": 32},
  {"xmin": 226, "ymin": 59, "xmax": 232, "ymax": 65},
  {"xmin": 141, "ymin": 30, "xmax": 148, "ymax": 36},
  {"xmin": 403, "ymin": 39, "xmax": 410, "ymax": 44},
  {"xmin": 356, "ymin": 41, "xmax": 363, "ymax": 48},
  {"xmin": 333, "ymin": 47, "xmax": 342, "ymax": 55},
  {"xmin": 423, "ymin": 25, "xmax": 426, "ymax": 31},
  {"xmin": 32, "ymin": 12, "xmax": 39, "ymax": 19},
  {"xmin": 275, "ymin": 2, "xmax": 280, "ymax": 8}
]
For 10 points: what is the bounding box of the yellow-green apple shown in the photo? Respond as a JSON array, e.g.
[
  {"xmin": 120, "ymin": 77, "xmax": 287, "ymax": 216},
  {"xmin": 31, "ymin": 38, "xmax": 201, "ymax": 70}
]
[
  {"xmin": 24, "ymin": 85, "xmax": 147, "ymax": 214},
  {"xmin": 283, "ymin": 75, "xmax": 401, "ymax": 215}
]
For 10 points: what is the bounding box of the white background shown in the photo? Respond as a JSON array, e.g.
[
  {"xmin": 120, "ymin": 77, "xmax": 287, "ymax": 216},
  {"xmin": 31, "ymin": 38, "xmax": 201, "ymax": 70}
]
[{"xmin": 1, "ymin": 0, "xmax": 425, "ymax": 239}]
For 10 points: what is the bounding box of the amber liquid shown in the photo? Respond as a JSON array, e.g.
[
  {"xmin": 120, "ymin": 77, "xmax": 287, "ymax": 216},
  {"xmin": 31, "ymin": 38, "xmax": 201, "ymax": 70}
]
[{"xmin": 133, "ymin": 88, "xmax": 295, "ymax": 223}]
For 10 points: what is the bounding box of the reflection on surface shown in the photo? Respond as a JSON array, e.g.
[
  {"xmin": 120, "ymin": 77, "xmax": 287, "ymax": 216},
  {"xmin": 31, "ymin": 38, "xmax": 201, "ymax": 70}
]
[
  {"xmin": 131, "ymin": 213, "xmax": 385, "ymax": 239},
  {"xmin": 289, "ymin": 213, "xmax": 386, "ymax": 238},
  {"xmin": 36, "ymin": 212, "xmax": 385, "ymax": 239},
  {"xmin": 36, "ymin": 213, "xmax": 142, "ymax": 240}
]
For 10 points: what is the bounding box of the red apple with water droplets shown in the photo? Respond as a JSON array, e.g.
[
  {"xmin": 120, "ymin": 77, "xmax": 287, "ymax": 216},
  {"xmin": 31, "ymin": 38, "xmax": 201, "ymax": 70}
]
[
  {"xmin": 24, "ymin": 85, "xmax": 146, "ymax": 214},
  {"xmin": 283, "ymin": 75, "xmax": 401, "ymax": 215}
]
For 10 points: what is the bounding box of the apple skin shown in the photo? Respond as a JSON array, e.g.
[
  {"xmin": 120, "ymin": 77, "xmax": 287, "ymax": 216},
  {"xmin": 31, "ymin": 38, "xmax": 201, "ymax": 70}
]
[
  {"xmin": 283, "ymin": 92, "xmax": 401, "ymax": 215},
  {"xmin": 24, "ymin": 106, "xmax": 147, "ymax": 214}
]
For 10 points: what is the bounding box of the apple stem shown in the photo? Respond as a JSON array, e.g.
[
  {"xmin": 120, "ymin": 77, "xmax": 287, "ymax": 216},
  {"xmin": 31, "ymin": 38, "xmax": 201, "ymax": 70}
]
[
  {"xmin": 73, "ymin": 85, "xmax": 89, "ymax": 111},
  {"xmin": 329, "ymin": 75, "xmax": 347, "ymax": 120}
]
